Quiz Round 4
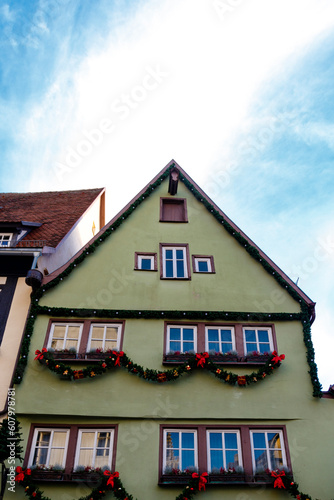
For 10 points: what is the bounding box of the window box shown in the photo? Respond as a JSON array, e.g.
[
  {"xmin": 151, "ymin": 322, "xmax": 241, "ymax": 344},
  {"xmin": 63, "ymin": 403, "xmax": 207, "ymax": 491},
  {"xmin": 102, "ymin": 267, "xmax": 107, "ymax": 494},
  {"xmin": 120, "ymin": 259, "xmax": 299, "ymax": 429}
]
[
  {"xmin": 71, "ymin": 470, "xmax": 103, "ymax": 485},
  {"xmin": 51, "ymin": 351, "xmax": 77, "ymax": 360},
  {"xmin": 244, "ymin": 353, "xmax": 271, "ymax": 363},
  {"xmin": 208, "ymin": 472, "xmax": 246, "ymax": 484},
  {"xmin": 208, "ymin": 353, "xmax": 239, "ymax": 363},
  {"xmin": 30, "ymin": 469, "xmax": 64, "ymax": 481},
  {"xmin": 159, "ymin": 474, "xmax": 193, "ymax": 485},
  {"xmin": 253, "ymin": 473, "xmax": 275, "ymax": 484},
  {"xmin": 163, "ymin": 353, "xmax": 192, "ymax": 364},
  {"xmin": 85, "ymin": 351, "xmax": 112, "ymax": 360}
]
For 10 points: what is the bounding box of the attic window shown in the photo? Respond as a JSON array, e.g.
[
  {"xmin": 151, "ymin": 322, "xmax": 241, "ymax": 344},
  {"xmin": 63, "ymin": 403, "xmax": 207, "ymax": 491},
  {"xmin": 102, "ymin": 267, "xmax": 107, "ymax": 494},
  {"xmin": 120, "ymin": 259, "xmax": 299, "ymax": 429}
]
[
  {"xmin": 0, "ymin": 233, "xmax": 12, "ymax": 247},
  {"xmin": 160, "ymin": 198, "xmax": 188, "ymax": 223}
]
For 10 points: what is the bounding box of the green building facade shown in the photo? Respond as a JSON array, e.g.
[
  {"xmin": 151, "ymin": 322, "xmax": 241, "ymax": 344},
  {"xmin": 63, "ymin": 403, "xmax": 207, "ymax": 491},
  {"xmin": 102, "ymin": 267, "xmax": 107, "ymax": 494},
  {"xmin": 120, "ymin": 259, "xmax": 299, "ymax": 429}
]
[{"xmin": 9, "ymin": 162, "xmax": 334, "ymax": 500}]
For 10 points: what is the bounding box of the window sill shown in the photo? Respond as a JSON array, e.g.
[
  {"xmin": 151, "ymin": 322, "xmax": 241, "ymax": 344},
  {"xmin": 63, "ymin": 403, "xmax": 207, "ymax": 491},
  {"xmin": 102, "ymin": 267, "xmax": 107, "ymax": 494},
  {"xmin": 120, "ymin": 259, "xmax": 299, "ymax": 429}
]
[
  {"xmin": 30, "ymin": 471, "xmax": 104, "ymax": 484},
  {"xmin": 162, "ymin": 355, "xmax": 270, "ymax": 366},
  {"xmin": 159, "ymin": 474, "xmax": 283, "ymax": 487}
]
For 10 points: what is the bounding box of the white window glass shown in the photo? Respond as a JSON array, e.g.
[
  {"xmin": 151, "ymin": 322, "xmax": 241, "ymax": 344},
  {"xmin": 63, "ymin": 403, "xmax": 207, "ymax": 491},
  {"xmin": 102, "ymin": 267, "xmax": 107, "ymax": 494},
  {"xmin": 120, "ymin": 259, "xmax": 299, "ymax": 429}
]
[
  {"xmin": 138, "ymin": 255, "xmax": 154, "ymax": 270},
  {"xmin": 164, "ymin": 430, "xmax": 197, "ymax": 472},
  {"xmin": 206, "ymin": 327, "xmax": 235, "ymax": 353},
  {"xmin": 194, "ymin": 258, "xmax": 211, "ymax": 272},
  {"xmin": 162, "ymin": 246, "xmax": 188, "ymax": 278},
  {"xmin": 29, "ymin": 429, "xmax": 69, "ymax": 468},
  {"xmin": 167, "ymin": 325, "xmax": 197, "ymax": 353},
  {"xmin": 0, "ymin": 233, "xmax": 12, "ymax": 247},
  {"xmin": 48, "ymin": 323, "xmax": 82, "ymax": 351},
  {"xmin": 75, "ymin": 430, "xmax": 114, "ymax": 468},
  {"xmin": 207, "ymin": 431, "xmax": 242, "ymax": 471},
  {"xmin": 243, "ymin": 328, "xmax": 273, "ymax": 354},
  {"xmin": 87, "ymin": 324, "xmax": 121, "ymax": 352},
  {"xmin": 251, "ymin": 431, "xmax": 286, "ymax": 472}
]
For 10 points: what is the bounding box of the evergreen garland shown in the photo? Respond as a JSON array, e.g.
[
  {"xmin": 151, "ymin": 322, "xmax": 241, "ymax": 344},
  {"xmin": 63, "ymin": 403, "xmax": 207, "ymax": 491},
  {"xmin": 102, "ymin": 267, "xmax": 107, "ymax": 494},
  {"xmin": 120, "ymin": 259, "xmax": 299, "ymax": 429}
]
[
  {"xmin": 34, "ymin": 349, "xmax": 285, "ymax": 386},
  {"xmin": 14, "ymin": 466, "xmax": 324, "ymax": 500}
]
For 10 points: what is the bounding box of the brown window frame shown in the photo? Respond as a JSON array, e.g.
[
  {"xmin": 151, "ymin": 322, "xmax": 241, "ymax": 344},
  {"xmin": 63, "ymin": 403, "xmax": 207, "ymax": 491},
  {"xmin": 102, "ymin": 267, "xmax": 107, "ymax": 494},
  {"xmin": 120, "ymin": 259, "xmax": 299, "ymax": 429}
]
[
  {"xmin": 159, "ymin": 197, "xmax": 188, "ymax": 223},
  {"xmin": 43, "ymin": 319, "xmax": 125, "ymax": 357},
  {"xmin": 192, "ymin": 255, "xmax": 215, "ymax": 274},
  {"xmin": 159, "ymin": 243, "xmax": 191, "ymax": 280},
  {"xmin": 163, "ymin": 321, "xmax": 278, "ymax": 364},
  {"xmin": 24, "ymin": 423, "xmax": 118, "ymax": 477},
  {"xmin": 159, "ymin": 424, "xmax": 291, "ymax": 484},
  {"xmin": 134, "ymin": 252, "xmax": 158, "ymax": 271}
]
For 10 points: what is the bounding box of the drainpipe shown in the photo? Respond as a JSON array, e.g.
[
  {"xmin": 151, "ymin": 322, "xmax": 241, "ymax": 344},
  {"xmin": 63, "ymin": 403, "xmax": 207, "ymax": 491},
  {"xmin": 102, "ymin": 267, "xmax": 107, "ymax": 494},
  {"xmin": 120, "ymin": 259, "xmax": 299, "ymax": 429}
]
[{"xmin": 25, "ymin": 251, "xmax": 43, "ymax": 290}]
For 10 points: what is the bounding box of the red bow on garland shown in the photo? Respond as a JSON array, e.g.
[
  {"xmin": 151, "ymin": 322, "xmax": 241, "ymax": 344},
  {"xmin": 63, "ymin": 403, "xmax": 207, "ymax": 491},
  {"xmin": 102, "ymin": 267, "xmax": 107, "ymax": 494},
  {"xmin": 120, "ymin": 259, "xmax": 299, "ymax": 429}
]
[
  {"xmin": 104, "ymin": 470, "xmax": 119, "ymax": 488},
  {"xmin": 192, "ymin": 472, "xmax": 208, "ymax": 490},
  {"xmin": 196, "ymin": 352, "xmax": 209, "ymax": 367},
  {"xmin": 34, "ymin": 348, "xmax": 47, "ymax": 360},
  {"xmin": 271, "ymin": 470, "xmax": 286, "ymax": 489},
  {"xmin": 15, "ymin": 466, "xmax": 31, "ymax": 482},
  {"xmin": 271, "ymin": 351, "xmax": 285, "ymax": 365},
  {"xmin": 112, "ymin": 351, "xmax": 124, "ymax": 367}
]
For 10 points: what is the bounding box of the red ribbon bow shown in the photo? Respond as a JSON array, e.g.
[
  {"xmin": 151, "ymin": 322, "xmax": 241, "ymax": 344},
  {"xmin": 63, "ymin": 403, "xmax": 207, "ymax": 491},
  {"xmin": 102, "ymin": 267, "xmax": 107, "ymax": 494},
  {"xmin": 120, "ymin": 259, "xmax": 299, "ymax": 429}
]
[
  {"xmin": 271, "ymin": 351, "xmax": 285, "ymax": 365},
  {"xmin": 34, "ymin": 348, "xmax": 47, "ymax": 360},
  {"xmin": 112, "ymin": 351, "xmax": 124, "ymax": 367},
  {"xmin": 196, "ymin": 352, "xmax": 209, "ymax": 367},
  {"xmin": 15, "ymin": 466, "xmax": 31, "ymax": 482},
  {"xmin": 192, "ymin": 472, "xmax": 208, "ymax": 490},
  {"xmin": 271, "ymin": 470, "xmax": 286, "ymax": 489},
  {"xmin": 104, "ymin": 470, "xmax": 119, "ymax": 488}
]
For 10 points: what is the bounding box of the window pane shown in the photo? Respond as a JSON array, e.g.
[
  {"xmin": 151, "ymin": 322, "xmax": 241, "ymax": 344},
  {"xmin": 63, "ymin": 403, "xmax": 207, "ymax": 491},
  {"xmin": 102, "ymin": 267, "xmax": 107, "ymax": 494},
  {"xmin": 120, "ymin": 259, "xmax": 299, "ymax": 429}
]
[
  {"xmin": 224, "ymin": 433, "xmax": 237, "ymax": 449},
  {"xmin": 226, "ymin": 449, "xmax": 239, "ymax": 468},
  {"xmin": 141, "ymin": 258, "xmax": 152, "ymax": 270},
  {"xmin": 245, "ymin": 330, "xmax": 256, "ymax": 342},
  {"xmin": 165, "ymin": 250, "xmax": 173, "ymax": 259},
  {"xmin": 49, "ymin": 448, "xmax": 65, "ymax": 466},
  {"xmin": 221, "ymin": 330, "xmax": 232, "ymax": 342},
  {"xmin": 198, "ymin": 261, "xmax": 208, "ymax": 272},
  {"xmin": 36, "ymin": 431, "xmax": 50, "ymax": 447},
  {"xmin": 254, "ymin": 449, "xmax": 268, "ymax": 469},
  {"xmin": 259, "ymin": 343, "xmax": 270, "ymax": 353},
  {"xmin": 53, "ymin": 325, "xmax": 66, "ymax": 339},
  {"xmin": 105, "ymin": 339, "xmax": 118, "ymax": 350},
  {"xmin": 167, "ymin": 432, "xmax": 179, "ymax": 449},
  {"xmin": 176, "ymin": 250, "xmax": 184, "ymax": 259},
  {"xmin": 65, "ymin": 339, "xmax": 78, "ymax": 349},
  {"xmin": 67, "ymin": 326, "xmax": 80, "ymax": 338},
  {"xmin": 170, "ymin": 341, "xmax": 181, "ymax": 351},
  {"xmin": 208, "ymin": 329, "xmax": 219, "ymax": 341},
  {"xmin": 183, "ymin": 341, "xmax": 194, "ymax": 351},
  {"xmin": 221, "ymin": 343, "xmax": 233, "ymax": 353},
  {"xmin": 209, "ymin": 432, "xmax": 222, "ymax": 449},
  {"xmin": 33, "ymin": 448, "xmax": 48, "ymax": 465},
  {"xmin": 78, "ymin": 449, "xmax": 93, "ymax": 466},
  {"xmin": 210, "ymin": 450, "xmax": 223, "ymax": 469},
  {"xmin": 52, "ymin": 432, "xmax": 67, "ymax": 447},
  {"xmin": 166, "ymin": 260, "xmax": 173, "ymax": 277},
  {"xmin": 258, "ymin": 330, "xmax": 269, "ymax": 343},
  {"xmin": 91, "ymin": 326, "xmax": 104, "ymax": 339},
  {"xmin": 105, "ymin": 327, "xmax": 118, "ymax": 340},
  {"xmin": 181, "ymin": 433, "xmax": 194, "ymax": 448},
  {"xmin": 176, "ymin": 259, "xmax": 184, "ymax": 277},
  {"xmin": 91, "ymin": 340, "xmax": 103, "ymax": 350},
  {"xmin": 270, "ymin": 449, "xmax": 283, "ymax": 469},
  {"xmin": 268, "ymin": 433, "xmax": 280, "ymax": 448},
  {"xmin": 182, "ymin": 449, "xmax": 195, "ymax": 469},
  {"xmin": 208, "ymin": 342, "xmax": 220, "ymax": 351},
  {"xmin": 183, "ymin": 329, "xmax": 194, "ymax": 341},
  {"xmin": 97, "ymin": 432, "xmax": 110, "ymax": 448},
  {"xmin": 252, "ymin": 433, "xmax": 266, "ymax": 448},
  {"xmin": 80, "ymin": 432, "xmax": 95, "ymax": 447},
  {"xmin": 170, "ymin": 328, "xmax": 181, "ymax": 340},
  {"xmin": 246, "ymin": 343, "xmax": 257, "ymax": 353}
]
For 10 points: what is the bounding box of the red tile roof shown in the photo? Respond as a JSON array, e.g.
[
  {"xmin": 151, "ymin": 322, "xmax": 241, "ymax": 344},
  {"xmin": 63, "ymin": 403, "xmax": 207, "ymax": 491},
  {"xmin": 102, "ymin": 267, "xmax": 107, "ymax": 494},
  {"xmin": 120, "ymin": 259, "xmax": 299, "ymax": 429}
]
[{"xmin": 0, "ymin": 188, "xmax": 104, "ymax": 247}]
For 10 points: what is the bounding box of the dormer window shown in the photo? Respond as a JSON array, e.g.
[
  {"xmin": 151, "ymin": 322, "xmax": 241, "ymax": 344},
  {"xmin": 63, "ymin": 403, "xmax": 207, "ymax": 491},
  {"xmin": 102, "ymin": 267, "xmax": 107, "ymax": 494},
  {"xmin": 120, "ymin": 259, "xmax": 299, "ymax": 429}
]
[{"xmin": 0, "ymin": 233, "xmax": 12, "ymax": 247}]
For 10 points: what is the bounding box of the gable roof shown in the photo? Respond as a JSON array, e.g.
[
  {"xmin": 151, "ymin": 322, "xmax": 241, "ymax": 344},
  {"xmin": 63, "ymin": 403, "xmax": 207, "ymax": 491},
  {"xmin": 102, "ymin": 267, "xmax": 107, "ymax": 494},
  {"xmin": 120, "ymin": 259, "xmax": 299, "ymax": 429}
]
[
  {"xmin": 0, "ymin": 188, "xmax": 105, "ymax": 248},
  {"xmin": 41, "ymin": 161, "xmax": 315, "ymax": 321}
]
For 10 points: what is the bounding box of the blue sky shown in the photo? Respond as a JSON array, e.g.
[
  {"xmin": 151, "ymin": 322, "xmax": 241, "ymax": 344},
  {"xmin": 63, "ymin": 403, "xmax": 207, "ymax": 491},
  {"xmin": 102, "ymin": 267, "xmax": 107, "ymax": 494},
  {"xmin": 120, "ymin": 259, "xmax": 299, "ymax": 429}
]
[{"xmin": 1, "ymin": 0, "xmax": 334, "ymax": 389}]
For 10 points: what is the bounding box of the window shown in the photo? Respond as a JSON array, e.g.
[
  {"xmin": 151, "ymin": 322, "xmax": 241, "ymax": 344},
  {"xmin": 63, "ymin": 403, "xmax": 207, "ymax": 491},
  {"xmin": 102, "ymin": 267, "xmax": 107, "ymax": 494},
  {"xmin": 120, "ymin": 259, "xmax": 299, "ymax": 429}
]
[
  {"xmin": 44, "ymin": 320, "xmax": 124, "ymax": 356},
  {"xmin": 28, "ymin": 428, "xmax": 69, "ymax": 468},
  {"xmin": 0, "ymin": 233, "xmax": 12, "ymax": 247},
  {"xmin": 26, "ymin": 425, "xmax": 117, "ymax": 475},
  {"xmin": 134, "ymin": 252, "xmax": 157, "ymax": 271},
  {"xmin": 160, "ymin": 425, "xmax": 291, "ymax": 484},
  {"xmin": 160, "ymin": 244, "xmax": 190, "ymax": 279},
  {"xmin": 207, "ymin": 430, "xmax": 242, "ymax": 471},
  {"xmin": 250, "ymin": 430, "xmax": 287, "ymax": 472},
  {"xmin": 160, "ymin": 198, "xmax": 188, "ymax": 222},
  {"xmin": 205, "ymin": 327, "xmax": 235, "ymax": 353},
  {"xmin": 192, "ymin": 255, "xmax": 215, "ymax": 273},
  {"xmin": 75, "ymin": 429, "xmax": 114, "ymax": 469},
  {"xmin": 47, "ymin": 323, "xmax": 83, "ymax": 351},
  {"xmin": 243, "ymin": 327, "xmax": 274, "ymax": 354},
  {"xmin": 87, "ymin": 324, "xmax": 121, "ymax": 352},
  {"xmin": 167, "ymin": 325, "xmax": 197, "ymax": 353},
  {"xmin": 163, "ymin": 429, "xmax": 197, "ymax": 472}
]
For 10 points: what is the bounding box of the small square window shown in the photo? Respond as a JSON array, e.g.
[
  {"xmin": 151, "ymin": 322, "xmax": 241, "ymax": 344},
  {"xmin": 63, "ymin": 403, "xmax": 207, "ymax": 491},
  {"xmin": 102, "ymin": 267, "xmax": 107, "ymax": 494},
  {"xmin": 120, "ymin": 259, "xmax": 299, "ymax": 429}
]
[
  {"xmin": 160, "ymin": 198, "xmax": 188, "ymax": 222},
  {"xmin": 0, "ymin": 233, "xmax": 12, "ymax": 247},
  {"xmin": 192, "ymin": 255, "xmax": 215, "ymax": 273},
  {"xmin": 135, "ymin": 252, "xmax": 157, "ymax": 271}
]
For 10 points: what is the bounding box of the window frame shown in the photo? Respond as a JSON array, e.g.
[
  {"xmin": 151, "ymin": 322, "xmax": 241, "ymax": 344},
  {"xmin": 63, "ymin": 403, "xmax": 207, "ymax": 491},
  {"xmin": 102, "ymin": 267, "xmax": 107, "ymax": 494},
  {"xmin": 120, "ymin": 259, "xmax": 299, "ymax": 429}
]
[
  {"xmin": 242, "ymin": 326, "xmax": 274, "ymax": 355},
  {"xmin": 74, "ymin": 428, "xmax": 115, "ymax": 470},
  {"xmin": 43, "ymin": 319, "xmax": 125, "ymax": 357},
  {"xmin": 165, "ymin": 324, "xmax": 198, "ymax": 354},
  {"xmin": 134, "ymin": 252, "xmax": 157, "ymax": 271},
  {"xmin": 46, "ymin": 322, "xmax": 84, "ymax": 352},
  {"xmin": 206, "ymin": 429, "xmax": 243, "ymax": 472},
  {"xmin": 163, "ymin": 322, "xmax": 277, "ymax": 363},
  {"xmin": 28, "ymin": 428, "xmax": 70, "ymax": 469},
  {"xmin": 162, "ymin": 428, "xmax": 198, "ymax": 473},
  {"xmin": 0, "ymin": 233, "xmax": 12, "ymax": 247},
  {"xmin": 192, "ymin": 255, "xmax": 215, "ymax": 274},
  {"xmin": 86, "ymin": 323, "xmax": 123, "ymax": 353},
  {"xmin": 205, "ymin": 326, "xmax": 236, "ymax": 354},
  {"xmin": 159, "ymin": 424, "xmax": 291, "ymax": 484},
  {"xmin": 24, "ymin": 424, "xmax": 118, "ymax": 476},
  {"xmin": 160, "ymin": 243, "xmax": 191, "ymax": 280},
  {"xmin": 250, "ymin": 429, "xmax": 288, "ymax": 473},
  {"xmin": 159, "ymin": 197, "xmax": 188, "ymax": 223}
]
